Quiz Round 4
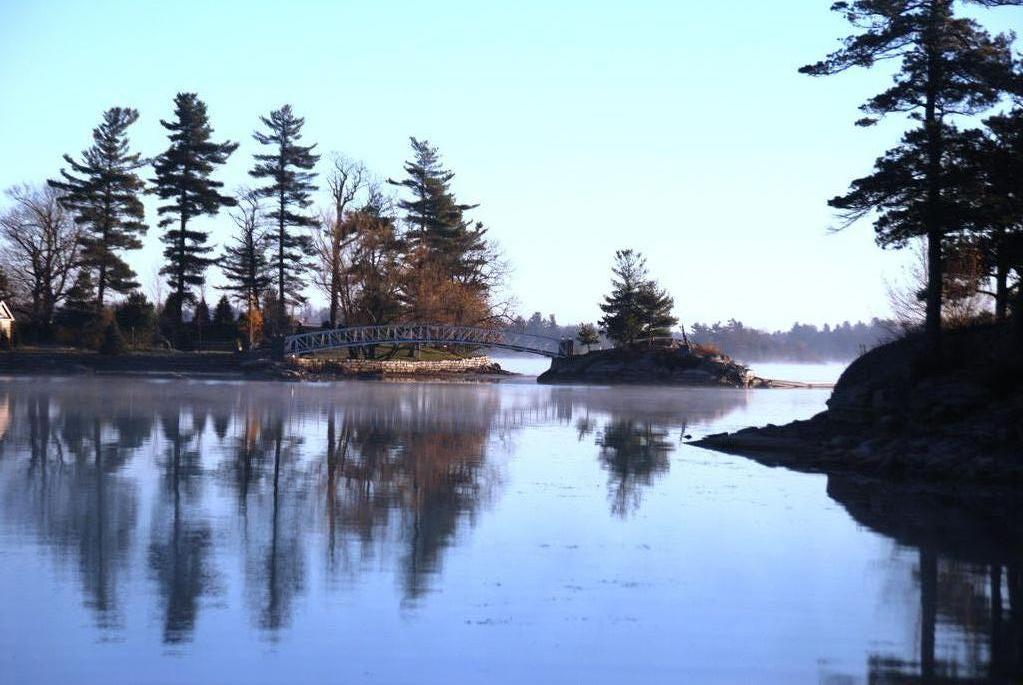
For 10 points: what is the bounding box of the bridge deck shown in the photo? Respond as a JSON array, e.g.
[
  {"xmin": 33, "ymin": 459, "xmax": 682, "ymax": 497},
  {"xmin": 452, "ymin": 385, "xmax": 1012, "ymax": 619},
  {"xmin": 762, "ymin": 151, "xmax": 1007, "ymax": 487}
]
[{"xmin": 284, "ymin": 324, "xmax": 572, "ymax": 358}]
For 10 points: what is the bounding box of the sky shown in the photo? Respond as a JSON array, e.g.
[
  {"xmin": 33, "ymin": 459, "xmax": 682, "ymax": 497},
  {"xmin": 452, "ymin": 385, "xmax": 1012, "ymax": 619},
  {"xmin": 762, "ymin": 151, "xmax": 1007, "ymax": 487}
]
[{"xmin": 0, "ymin": 1, "xmax": 1020, "ymax": 331}]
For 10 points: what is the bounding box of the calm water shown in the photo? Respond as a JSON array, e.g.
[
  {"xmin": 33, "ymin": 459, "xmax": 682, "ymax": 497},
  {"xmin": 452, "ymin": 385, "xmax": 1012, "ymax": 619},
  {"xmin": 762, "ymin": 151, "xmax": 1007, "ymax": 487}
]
[{"xmin": 0, "ymin": 375, "xmax": 1019, "ymax": 684}]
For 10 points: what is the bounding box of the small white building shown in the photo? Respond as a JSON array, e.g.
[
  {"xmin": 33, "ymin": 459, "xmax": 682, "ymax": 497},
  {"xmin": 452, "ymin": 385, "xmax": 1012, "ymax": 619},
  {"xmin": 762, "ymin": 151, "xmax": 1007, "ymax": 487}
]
[{"xmin": 0, "ymin": 301, "xmax": 14, "ymax": 341}]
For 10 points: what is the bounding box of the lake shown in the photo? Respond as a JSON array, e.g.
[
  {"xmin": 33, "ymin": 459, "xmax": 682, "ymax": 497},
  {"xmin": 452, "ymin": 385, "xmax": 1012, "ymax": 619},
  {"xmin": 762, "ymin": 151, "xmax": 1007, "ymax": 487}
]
[{"xmin": 0, "ymin": 374, "xmax": 1018, "ymax": 684}]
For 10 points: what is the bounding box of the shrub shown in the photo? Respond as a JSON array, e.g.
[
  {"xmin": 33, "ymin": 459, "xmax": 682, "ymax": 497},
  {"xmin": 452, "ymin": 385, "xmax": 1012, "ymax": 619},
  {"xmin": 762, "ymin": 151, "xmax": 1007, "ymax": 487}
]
[
  {"xmin": 99, "ymin": 319, "xmax": 127, "ymax": 356},
  {"xmin": 693, "ymin": 342, "xmax": 723, "ymax": 357}
]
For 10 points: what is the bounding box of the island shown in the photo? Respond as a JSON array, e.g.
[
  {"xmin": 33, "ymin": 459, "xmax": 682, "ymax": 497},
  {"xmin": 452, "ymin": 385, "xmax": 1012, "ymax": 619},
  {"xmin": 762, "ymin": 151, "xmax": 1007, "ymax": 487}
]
[
  {"xmin": 697, "ymin": 323, "xmax": 1023, "ymax": 482},
  {"xmin": 537, "ymin": 344, "xmax": 767, "ymax": 387}
]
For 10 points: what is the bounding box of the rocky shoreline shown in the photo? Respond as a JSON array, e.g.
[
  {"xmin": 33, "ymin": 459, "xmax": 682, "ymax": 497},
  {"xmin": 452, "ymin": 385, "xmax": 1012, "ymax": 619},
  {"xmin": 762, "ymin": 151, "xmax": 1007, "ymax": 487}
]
[
  {"xmin": 0, "ymin": 350, "xmax": 513, "ymax": 382},
  {"xmin": 537, "ymin": 346, "xmax": 770, "ymax": 387},
  {"xmin": 696, "ymin": 325, "xmax": 1023, "ymax": 483}
]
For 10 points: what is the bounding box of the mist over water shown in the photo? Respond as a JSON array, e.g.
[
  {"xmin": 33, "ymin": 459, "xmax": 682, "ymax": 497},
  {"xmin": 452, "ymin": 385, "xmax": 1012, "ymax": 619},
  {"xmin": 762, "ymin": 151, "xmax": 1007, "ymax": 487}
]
[{"xmin": 0, "ymin": 376, "xmax": 1017, "ymax": 684}]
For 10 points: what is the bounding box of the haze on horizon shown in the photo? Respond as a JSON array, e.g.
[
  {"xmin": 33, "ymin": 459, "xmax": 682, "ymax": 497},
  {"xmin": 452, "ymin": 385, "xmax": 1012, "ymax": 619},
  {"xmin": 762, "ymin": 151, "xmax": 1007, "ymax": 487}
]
[{"xmin": 1, "ymin": 0, "xmax": 1019, "ymax": 331}]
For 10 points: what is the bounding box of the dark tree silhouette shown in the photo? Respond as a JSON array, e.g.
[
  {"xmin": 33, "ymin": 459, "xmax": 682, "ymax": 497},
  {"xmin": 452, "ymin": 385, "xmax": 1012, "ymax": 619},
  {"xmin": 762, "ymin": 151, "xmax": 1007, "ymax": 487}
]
[
  {"xmin": 249, "ymin": 105, "xmax": 319, "ymax": 334},
  {"xmin": 152, "ymin": 93, "xmax": 238, "ymax": 327},
  {"xmin": 963, "ymin": 110, "xmax": 1023, "ymax": 322},
  {"xmin": 49, "ymin": 107, "xmax": 147, "ymax": 309},
  {"xmin": 800, "ymin": 0, "xmax": 1021, "ymax": 345}
]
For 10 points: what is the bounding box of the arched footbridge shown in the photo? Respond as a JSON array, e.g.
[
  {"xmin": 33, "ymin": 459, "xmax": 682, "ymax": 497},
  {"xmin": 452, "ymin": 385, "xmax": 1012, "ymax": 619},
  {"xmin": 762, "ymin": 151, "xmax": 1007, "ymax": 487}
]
[{"xmin": 284, "ymin": 324, "xmax": 574, "ymax": 358}]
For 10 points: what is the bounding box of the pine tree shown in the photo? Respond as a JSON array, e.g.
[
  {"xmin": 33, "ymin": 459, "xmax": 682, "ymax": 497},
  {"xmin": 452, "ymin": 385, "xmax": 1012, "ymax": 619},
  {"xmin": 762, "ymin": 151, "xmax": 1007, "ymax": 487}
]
[
  {"xmin": 49, "ymin": 107, "xmax": 147, "ymax": 309},
  {"xmin": 152, "ymin": 93, "xmax": 238, "ymax": 326},
  {"xmin": 213, "ymin": 295, "xmax": 234, "ymax": 327},
  {"xmin": 54, "ymin": 269, "xmax": 97, "ymax": 330},
  {"xmin": 115, "ymin": 291, "xmax": 156, "ymax": 344},
  {"xmin": 598, "ymin": 250, "xmax": 677, "ymax": 346},
  {"xmin": 192, "ymin": 297, "xmax": 211, "ymax": 348},
  {"xmin": 99, "ymin": 318, "xmax": 127, "ymax": 355},
  {"xmin": 220, "ymin": 192, "xmax": 272, "ymax": 346},
  {"xmin": 801, "ymin": 0, "xmax": 1020, "ymax": 345},
  {"xmin": 212, "ymin": 294, "xmax": 236, "ymax": 339},
  {"xmin": 388, "ymin": 138, "xmax": 488, "ymax": 281},
  {"xmin": 966, "ymin": 109, "xmax": 1023, "ymax": 322},
  {"xmin": 249, "ymin": 105, "xmax": 319, "ymax": 333}
]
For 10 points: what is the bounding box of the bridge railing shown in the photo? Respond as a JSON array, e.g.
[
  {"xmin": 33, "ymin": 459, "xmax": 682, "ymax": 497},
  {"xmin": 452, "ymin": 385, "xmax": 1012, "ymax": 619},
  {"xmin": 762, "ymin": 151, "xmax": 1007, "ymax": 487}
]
[{"xmin": 283, "ymin": 324, "xmax": 572, "ymax": 358}]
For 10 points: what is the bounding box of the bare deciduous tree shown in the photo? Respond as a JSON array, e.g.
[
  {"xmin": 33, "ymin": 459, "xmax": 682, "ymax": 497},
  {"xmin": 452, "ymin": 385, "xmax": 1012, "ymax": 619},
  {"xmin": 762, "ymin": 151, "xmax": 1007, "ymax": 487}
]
[
  {"xmin": 312, "ymin": 155, "xmax": 367, "ymax": 327},
  {"xmin": 0, "ymin": 184, "xmax": 81, "ymax": 331}
]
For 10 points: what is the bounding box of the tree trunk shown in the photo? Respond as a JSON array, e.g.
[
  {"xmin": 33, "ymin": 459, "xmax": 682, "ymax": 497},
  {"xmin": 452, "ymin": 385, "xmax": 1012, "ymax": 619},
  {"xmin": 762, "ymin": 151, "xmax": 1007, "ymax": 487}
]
[
  {"xmin": 278, "ymin": 191, "xmax": 286, "ymax": 336},
  {"xmin": 329, "ymin": 267, "xmax": 339, "ymax": 328},
  {"xmin": 1015, "ymin": 267, "xmax": 1023, "ymax": 347},
  {"xmin": 995, "ymin": 258, "xmax": 1009, "ymax": 323},
  {"xmin": 176, "ymin": 209, "xmax": 187, "ymax": 327},
  {"xmin": 97, "ymin": 264, "xmax": 107, "ymax": 311},
  {"xmin": 922, "ymin": 2, "xmax": 945, "ymax": 350}
]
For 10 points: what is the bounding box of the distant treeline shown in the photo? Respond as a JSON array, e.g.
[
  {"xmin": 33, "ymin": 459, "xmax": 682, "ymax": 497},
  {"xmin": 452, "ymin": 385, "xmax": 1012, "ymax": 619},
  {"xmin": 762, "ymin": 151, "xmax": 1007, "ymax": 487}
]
[
  {"xmin": 510, "ymin": 311, "xmax": 892, "ymax": 362},
  {"xmin": 688, "ymin": 319, "xmax": 892, "ymax": 362}
]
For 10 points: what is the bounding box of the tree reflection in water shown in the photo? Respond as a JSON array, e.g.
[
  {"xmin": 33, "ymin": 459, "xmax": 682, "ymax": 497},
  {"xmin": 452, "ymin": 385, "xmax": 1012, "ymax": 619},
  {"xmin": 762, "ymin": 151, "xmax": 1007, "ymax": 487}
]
[
  {"xmin": 594, "ymin": 420, "xmax": 674, "ymax": 517},
  {"xmin": 0, "ymin": 384, "xmax": 147, "ymax": 632},
  {"xmin": 828, "ymin": 476, "xmax": 1023, "ymax": 683},
  {"xmin": 0, "ymin": 379, "xmax": 756, "ymax": 638},
  {"xmin": 147, "ymin": 406, "xmax": 220, "ymax": 643},
  {"xmin": 317, "ymin": 385, "xmax": 502, "ymax": 602}
]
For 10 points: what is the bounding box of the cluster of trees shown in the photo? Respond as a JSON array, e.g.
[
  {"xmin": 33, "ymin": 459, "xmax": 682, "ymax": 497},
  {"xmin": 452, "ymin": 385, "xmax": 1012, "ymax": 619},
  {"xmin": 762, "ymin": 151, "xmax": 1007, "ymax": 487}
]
[
  {"xmin": 0, "ymin": 95, "xmax": 500, "ymax": 350},
  {"xmin": 803, "ymin": 0, "xmax": 1023, "ymax": 344},
  {"xmin": 689, "ymin": 319, "xmax": 892, "ymax": 362}
]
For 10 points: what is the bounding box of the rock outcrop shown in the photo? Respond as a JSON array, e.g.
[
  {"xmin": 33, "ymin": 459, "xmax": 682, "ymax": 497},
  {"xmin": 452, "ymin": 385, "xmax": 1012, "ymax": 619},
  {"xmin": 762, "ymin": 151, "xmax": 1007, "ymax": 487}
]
[
  {"xmin": 697, "ymin": 324, "xmax": 1023, "ymax": 482},
  {"xmin": 537, "ymin": 346, "xmax": 767, "ymax": 387}
]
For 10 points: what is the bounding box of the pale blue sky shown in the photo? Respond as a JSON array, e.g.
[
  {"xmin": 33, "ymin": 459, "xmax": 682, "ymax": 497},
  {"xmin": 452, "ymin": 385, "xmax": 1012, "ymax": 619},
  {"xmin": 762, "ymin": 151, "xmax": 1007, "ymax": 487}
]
[{"xmin": 1, "ymin": 1, "xmax": 1019, "ymax": 329}]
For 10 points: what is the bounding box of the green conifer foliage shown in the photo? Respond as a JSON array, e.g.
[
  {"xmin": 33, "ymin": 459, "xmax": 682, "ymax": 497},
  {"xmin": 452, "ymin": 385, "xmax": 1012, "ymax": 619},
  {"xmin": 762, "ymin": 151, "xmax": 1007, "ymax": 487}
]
[
  {"xmin": 598, "ymin": 250, "xmax": 677, "ymax": 346},
  {"xmin": 152, "ymin": 93, "xmax": 238, "ymax": 325},
  {"xmin": 49, "ymin": 107, "xmax": 147, "ymax": 309},
  {"xmin": 249, "ymin": 106, "xmax": 319, "ymax": 333}
]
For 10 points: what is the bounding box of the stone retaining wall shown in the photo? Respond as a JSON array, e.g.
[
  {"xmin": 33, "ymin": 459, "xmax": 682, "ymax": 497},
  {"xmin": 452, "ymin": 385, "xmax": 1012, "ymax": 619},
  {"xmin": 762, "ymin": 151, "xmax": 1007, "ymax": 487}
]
[{"xmin": 296, "ymin": 355, "xmax": 496, "ymax": 375}]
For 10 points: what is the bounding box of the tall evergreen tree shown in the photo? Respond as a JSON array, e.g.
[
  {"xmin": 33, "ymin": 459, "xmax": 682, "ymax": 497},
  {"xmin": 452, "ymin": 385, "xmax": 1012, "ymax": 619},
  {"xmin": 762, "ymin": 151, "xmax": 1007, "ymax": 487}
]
[
  {"xmin": 800, "ymin": 0, "xmax": 1020, "ymax": 345},
  {"xmin": 249, "ymin": 105, "xmax": 319, "ymax": 333},
  {"xmin": 387, "ymin": 138, "xmax": 486, "ymax": 280},
  {"xmin": 212, "ymin": 295, "xmax": 236, "ymax": 336},
  {"xmin": 220, "ymin": 192, "xmax": 272, "ymax": 346},
  {"xmin": 966, "ymin": 109, "xmax": 1023, "ymax": 321},
  {"xmin": 598, "ymin": 250, "xmax": 677, "ymax": 346},
  {"xmin": 152, "ymin": 93, "xmax": 238, "ymax": 326},
  {"xmin": 49, "ymin": 107, "xmax": 147, "ymax": 309}
]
